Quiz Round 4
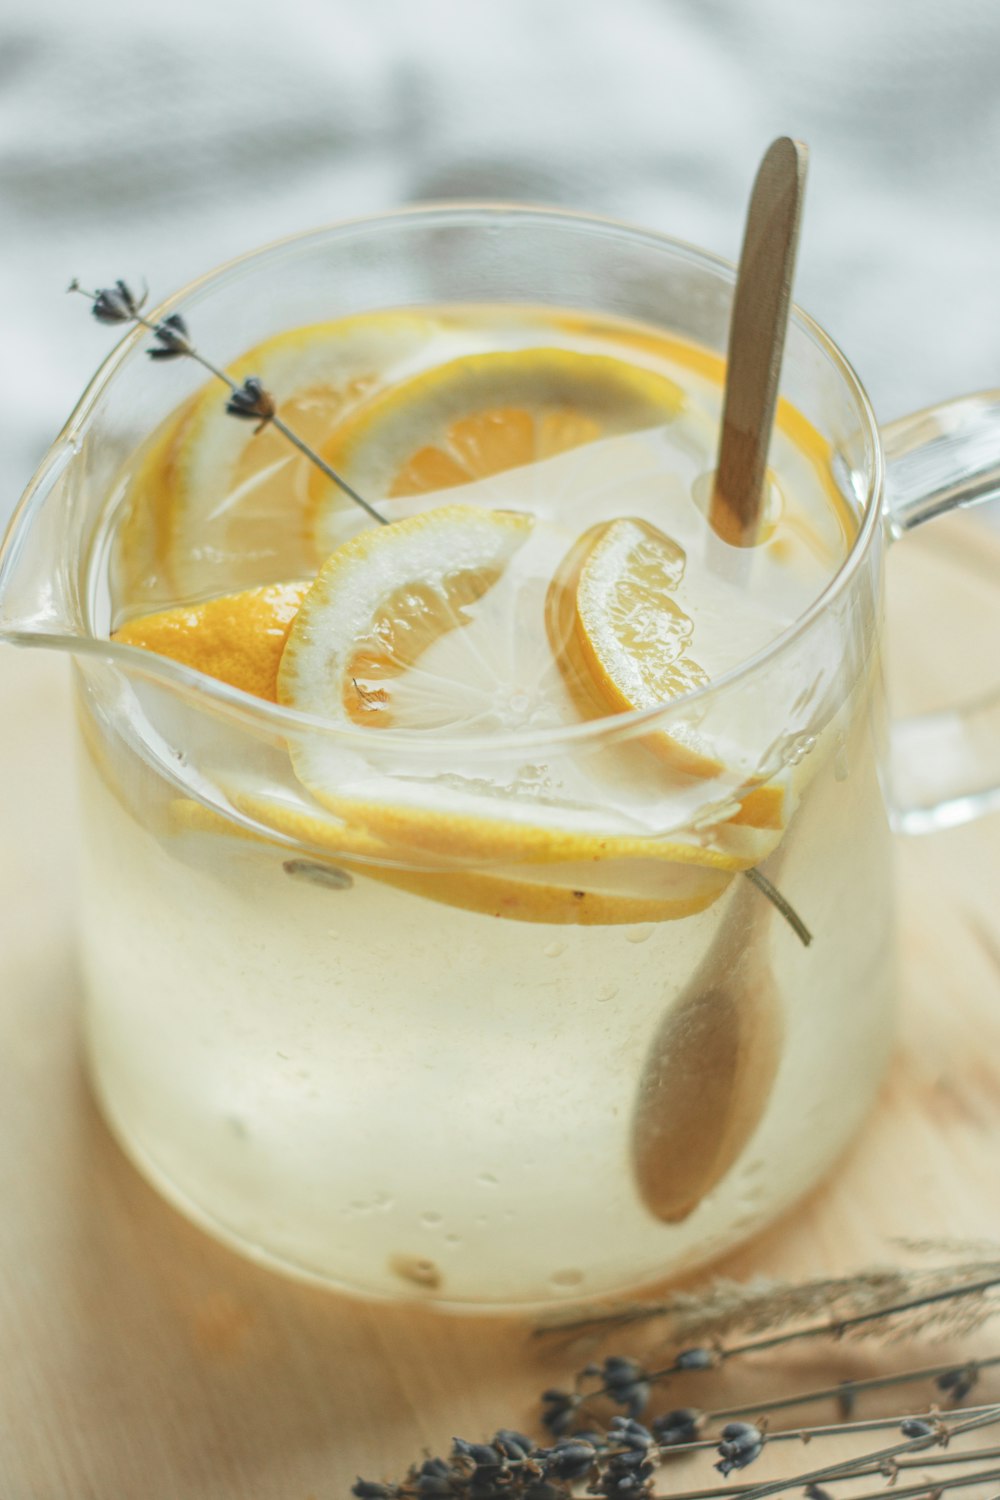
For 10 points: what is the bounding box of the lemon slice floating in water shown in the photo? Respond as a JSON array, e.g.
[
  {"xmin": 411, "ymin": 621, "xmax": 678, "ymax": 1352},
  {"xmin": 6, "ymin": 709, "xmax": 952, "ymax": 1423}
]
[
  {"xmin": 276, "ymin": 504, "xmax": 780, "ymax": 913},
  {"xmin": 113, "ymin": 581, "xmax": 310, "ymax": 700},
  {"xmin": 311, "ymin": 348, "xmax": 683, "ymax": 548},
  {"xmin": 116, "ymin": 313, "xmax": 437, "ymax": 603},
  {"xmin": 277, "ymin": 503, "xmax": 536, "ymax": 732}
]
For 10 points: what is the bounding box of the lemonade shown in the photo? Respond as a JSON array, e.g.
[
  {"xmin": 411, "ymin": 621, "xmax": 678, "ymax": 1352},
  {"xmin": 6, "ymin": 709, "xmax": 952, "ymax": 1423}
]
[{"xmin": 73, "ymin": 295, "xmax": 895, "ymax": 1306}]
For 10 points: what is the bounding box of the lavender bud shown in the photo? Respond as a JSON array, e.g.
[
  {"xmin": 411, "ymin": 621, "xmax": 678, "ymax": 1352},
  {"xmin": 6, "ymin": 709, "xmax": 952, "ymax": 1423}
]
[
  {"xmin": 606, "ymin": 1450, "xmax": 652, "ymax": 1476},
  {"xmin": 352, "ymin": 1482, "xmax": 396, "ymax": 1500},
  {"xmin": 602, "ymin": 1357, "xmax": 651, "ymax": 1417},
  {"xmin": 225, "ymin": 375, "xmax": 276, "ymax": 431},
  {"xmin": 675, "ymin": 1346, "xmax": 716, "ymax": 1371},
  {"xmin": 836, "ymin": 1382, "xmax": 857, "ymax": 1420},
  {"xmin": 574, "ymin": 1431, "xmax": 608, "ymax": 1451},
  {"xmin": 147, "ymin": 313, "xmax": 192, "ymax": 360},
  {"xmin": 597, "ymin": 1450, "xmax": 655, "ymax": 1500},
  {"xmin": 413, "ymin": 1458, "xmax": 459, "ymax": 1496},
  {"xmin": 91, "ymin": 279, "xmax": 145, "ymax": 323},
  {"xmin": 900, "ymin": 1418, "xmax": 935, "ymax": 1439},
  {"xmin": 715, "ymin": 1421, "xmax": 764, "ymax": 1476},
  {"xmin": 608, "ymin": 1417, "xmax": 654, "ymax": 1451},
  {"xmin": 493, "ymin": 1430, "xmax": 536, "ymax": 1460},
  {"xmin": 452, "ymin": 1440, "xmax": 504, "ymax": 1469},
  {"xmin": 937, "ymin": 1365, "xmax": 977, "ymax": 1402},
  {"xmin": 541, "ymin": 1388, "xmax": 581, "ymax": 1436},
  {"xmin": 652, "ymin": 1408, "xmax": 702, "ymax": 1447},
  {"xmin": 540, "ymin": 1439, "xmax": 597, "ymax": 1481}
]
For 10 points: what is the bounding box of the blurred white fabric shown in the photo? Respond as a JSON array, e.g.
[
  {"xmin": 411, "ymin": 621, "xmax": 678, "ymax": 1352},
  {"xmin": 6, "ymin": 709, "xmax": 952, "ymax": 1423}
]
[{"xmin": 3, "ymin": 0, "xmax": 1000, "ymax": 520}]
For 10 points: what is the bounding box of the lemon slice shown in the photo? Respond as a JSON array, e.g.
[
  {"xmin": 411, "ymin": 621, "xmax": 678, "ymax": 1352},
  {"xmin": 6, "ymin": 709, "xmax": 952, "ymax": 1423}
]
[
  {"xmin": 114, "ymin": 581, "xmax": 310, "ymax": 701},
  {"xmin": 134, "ymin": 313, "xmax": 436, "ymax": 599},
  {"xmin": 312, "ymin": 349, "xmax": 683, "ymax": 551},
  {"xmin": 278, "ymin": 504, "xmax": 535, "ymax": 733},
  {"xmin": 548, "ymin": 515, "xmax": 792, "ymax": 824},
  {"xmin": 169, "ymin": 791, "xmax": 737, "ymax": 926},
  {"xmin": 547, "ymin": 516, "xmax": 722, "ymax": 778},
  {"xmin": 276, "ymin": 504, "xmax": 777, "ymax": 917}
]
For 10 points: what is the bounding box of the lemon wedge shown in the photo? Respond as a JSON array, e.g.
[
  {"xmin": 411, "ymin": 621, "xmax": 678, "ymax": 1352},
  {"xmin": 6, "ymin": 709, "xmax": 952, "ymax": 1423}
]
[
  {"xmin": 548, "ymin": 515, "xmax": 792, "ymax": 825},
  {"xmin": 547, "ymin": 516, "xmax": 723, "ymax": 778},
  {"xmin": 113, "ymin": 581, "xmax": 310, "ymax": 700}
]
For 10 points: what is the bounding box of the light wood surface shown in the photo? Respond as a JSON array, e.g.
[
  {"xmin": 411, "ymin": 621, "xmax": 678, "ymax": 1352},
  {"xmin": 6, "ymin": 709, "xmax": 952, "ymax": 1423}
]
[{"xmin": 1, "ymin": 513, "xmax": 998, "ymax": 1500}]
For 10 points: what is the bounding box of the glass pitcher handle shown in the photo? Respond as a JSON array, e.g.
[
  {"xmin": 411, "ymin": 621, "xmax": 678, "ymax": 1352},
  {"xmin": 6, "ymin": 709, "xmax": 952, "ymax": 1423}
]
[{"xmin": 883, "ymin": 391, "xmax": 1000, "ymax": 833}]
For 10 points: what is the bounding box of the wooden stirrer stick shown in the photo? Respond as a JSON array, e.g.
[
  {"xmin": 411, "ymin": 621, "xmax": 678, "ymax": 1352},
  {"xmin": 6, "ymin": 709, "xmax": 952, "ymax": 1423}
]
[{"xmin": 709, "ymin": 136, "xmax": 809, "ymax": 546}]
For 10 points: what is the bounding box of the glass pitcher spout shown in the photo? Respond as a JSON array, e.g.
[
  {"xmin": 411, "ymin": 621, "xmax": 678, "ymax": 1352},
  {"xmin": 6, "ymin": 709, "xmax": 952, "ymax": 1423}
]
[
  {"xmin": 0, "ymin": 437, "xmax": 93, "ymax": 648},
  {"xmin": 1, "ymin": 304, "xmax": 193, "ymax": 652}
]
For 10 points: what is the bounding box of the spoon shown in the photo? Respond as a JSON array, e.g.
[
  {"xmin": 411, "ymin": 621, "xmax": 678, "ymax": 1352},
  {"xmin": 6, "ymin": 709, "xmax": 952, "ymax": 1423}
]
[
  {"xmin": 630, "ymin": 140, "xmax": 808, "ymax": 1221},
  {"xmin": 710, "ymin": 136, "xmax": 809, "ymax": 546},
  {"xmin": 630, "ymin": 875, "xmax": 783, "ymax": 1223}
]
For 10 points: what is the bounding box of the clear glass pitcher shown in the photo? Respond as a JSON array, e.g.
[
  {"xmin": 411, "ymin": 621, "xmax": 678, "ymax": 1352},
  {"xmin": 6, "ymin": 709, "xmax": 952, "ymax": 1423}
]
[{"xmin": 2, "ymin": 206, "xmax": 998, "ymax": 1309}]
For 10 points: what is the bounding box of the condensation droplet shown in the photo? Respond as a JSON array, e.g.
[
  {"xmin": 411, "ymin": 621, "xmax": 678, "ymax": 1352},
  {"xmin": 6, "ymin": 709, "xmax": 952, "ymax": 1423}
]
[
  {"xmin": 445, "ymin": 1233, "xmax": 462, "ymax": 1246},
  {"xmin": 596, "ymin": 984, "xmax": 618, "ymax": 1003},
  {"xmin": 477, "ymin": 1171, "xmax": 499, "ymax": 1187},
  {"xmin": 786, "ymin": 732, "xmax": 817, "ymax": 767},
  {"xmin": 834, "ymin": 735, "xmax": 850, "ymax": 782},
  {"xmin": 283, "ymin": 859, "xmax": 354, "ymax": 891},
  {"xmin": 420, "ymin": 1211, "xmax": 443, "ymax": 1228},
  {"xmin": 626, "ymin": 925, "xmax": 654, "ymax": 945},
  {"xmin": 543, "ymin": 941, "xmax": 566, "ymax": 959},
  {"xmin": 550, "ymin": 1267, "xmax": 584, "ymax": 1288},
  {"xmin": 388, "ymin": 1253, "xmax": 441, "ymax": 1290}
]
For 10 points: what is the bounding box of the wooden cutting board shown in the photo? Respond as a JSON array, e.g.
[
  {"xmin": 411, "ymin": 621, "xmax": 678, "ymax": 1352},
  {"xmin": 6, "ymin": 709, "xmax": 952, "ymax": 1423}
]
[{"xmin": 1, "ymin": 512, "xmax": 998, "ymax": 1500}]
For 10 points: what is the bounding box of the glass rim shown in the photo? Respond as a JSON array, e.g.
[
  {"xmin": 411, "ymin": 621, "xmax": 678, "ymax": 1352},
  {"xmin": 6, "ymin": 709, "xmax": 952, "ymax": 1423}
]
[{"xmin": 31, "ymin": 201, "xmax": 884, "ymax": 756}]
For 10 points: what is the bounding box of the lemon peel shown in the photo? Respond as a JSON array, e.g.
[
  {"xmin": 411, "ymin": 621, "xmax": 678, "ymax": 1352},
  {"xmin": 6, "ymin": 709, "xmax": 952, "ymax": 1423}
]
[
  {"xmin": 113, "ymin": 581, "xmax": 311, "ymax": 700},
  {"xmin": 168, "ymin": 792, "xmax": 738, "ymax": 926}
]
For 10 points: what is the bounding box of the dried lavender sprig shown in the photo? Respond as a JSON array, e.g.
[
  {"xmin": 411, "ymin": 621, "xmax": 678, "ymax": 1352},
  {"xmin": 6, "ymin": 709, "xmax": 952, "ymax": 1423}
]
[
  {"xmin": 718, "ymin": 1404, "xmax": 1000, "ymax": 1500},
  {"xmin": 705, "ymin": 1274, "xmax": 1000, "ymax": 1366},
  {"xmin": 809, "ymin": 1470, "xmax": 1000, "ymax": 1500},
  {"xmin": 655, "ymin": 1411, "xmax": 1000, "ymax": 1500},
  {"xmin": 353, "ymin": 1406, "xmax": 1000, "ymax": 1500},
  {"xmin": 663, "ymin": 1459, "xmax": 1000, "ymax": 1500},
  {"xmin": 541, "ymin": 1267, "xmax": 1000, "ymax": 1352},
  {"xmin": 645, "ymin": 1401, "xmax": 1000, "ymax": 1461},
  {"xmin": 742, "ymin": 866, "xmax": 811, "ymax": 945},
  {"xmin": 705, "ymin": 1355, "xmax": 989, "ymax": 1425},
  {"xmin": 663, "ymin": 1446, "xmax": 1000, "ymax": 1500},
  {"xmin": 68, "ymin": 279, "xmax": 388, "ymax": 528},
  {"xmin": 565, "ymin": 1302, "xmax": 998, "ymax": 1424},
  {"xmin": 604, "ymin": 1355, "xmax": 985, "ymax": 1447}
]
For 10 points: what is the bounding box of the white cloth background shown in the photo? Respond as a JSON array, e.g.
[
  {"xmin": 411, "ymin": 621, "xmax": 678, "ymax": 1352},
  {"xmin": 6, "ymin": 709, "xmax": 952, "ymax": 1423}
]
[{"xmin": 3, "ymin": 0, "xmax": 1000, "ymax": 523}]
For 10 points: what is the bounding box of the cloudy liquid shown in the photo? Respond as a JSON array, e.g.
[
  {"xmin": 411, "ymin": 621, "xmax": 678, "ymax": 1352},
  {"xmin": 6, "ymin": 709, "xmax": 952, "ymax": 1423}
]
[{"xmin": 80, "ymin": 306, "xmax": 894, "ymax": 1305}]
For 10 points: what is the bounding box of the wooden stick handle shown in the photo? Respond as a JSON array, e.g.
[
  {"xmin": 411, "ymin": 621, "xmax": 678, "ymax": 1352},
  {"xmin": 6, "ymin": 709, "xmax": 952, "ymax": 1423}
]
[{"xmin": 710, "ymin": 137, "xmax": 809, "ymax": 546}]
